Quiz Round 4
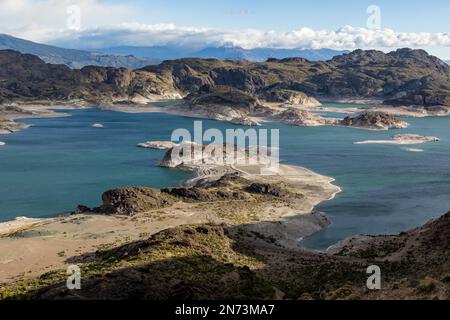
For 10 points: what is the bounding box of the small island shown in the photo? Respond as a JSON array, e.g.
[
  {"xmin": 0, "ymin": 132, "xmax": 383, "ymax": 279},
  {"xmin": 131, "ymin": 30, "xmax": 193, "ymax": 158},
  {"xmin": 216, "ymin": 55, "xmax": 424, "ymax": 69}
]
[
  {"xmin": 340, "ymin": 112, "xmax": 409, "ymax": 130},
  {"xmin": 137, "ymin": 141, "xmax": 180, "ymax": 150},
  {"xmin": 355, "ymin": 134, "xmax": 440, "ymax": 145}
]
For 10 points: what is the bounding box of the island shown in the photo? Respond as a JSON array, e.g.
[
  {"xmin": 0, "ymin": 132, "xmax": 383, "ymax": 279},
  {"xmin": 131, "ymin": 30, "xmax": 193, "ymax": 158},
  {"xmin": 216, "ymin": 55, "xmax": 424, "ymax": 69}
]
[
  {"xmin": 355, "ymin": 134, "xmax": 440, "ymax": 145},
  {"xmin": 340, "ymin": 112, "xmax": 409, "ymax": 130}
]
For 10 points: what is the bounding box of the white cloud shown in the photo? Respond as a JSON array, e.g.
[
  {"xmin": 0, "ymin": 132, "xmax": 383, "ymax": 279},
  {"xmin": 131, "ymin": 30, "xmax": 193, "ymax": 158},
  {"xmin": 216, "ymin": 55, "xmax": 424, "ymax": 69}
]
[
  {"xmin": 46, "ymin": 24, "xmax": 450, "ymax": 51},
  {"xmin": 0, "ymin": 0, "xmax": 137, "ymax": 42},
  {"xmin": 0, "ymin": 1, "xmax": 449, "ymax": 52}
]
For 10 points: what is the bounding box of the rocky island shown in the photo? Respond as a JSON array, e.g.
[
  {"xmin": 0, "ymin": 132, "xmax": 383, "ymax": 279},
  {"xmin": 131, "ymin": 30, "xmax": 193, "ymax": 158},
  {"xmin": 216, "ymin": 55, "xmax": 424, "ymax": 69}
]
[
  {"xmin": 355, "ymin": 134, "xmax": 440, "ymax": 145},
  {"xmin": 165, "ymin": 85, "xmax": 407, "ymax": 130},
  {"xmin": 137, "ymin": 141, "xmax": 181, "ymax": 150},
  {"xmin": 340, "ymin": 112, "xmax": 409, "ymax": 130}
]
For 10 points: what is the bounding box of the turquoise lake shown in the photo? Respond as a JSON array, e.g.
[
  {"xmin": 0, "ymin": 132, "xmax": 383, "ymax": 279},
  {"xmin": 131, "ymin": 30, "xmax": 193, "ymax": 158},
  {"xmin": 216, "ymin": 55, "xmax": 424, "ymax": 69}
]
[{"xmin": 1, "ymin": 104, "xmax": 450, "ymax": 250}]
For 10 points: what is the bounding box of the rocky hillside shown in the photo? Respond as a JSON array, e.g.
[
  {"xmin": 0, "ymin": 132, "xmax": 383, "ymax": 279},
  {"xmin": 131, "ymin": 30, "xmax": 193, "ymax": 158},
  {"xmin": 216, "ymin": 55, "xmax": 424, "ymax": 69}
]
[
  {"xmin": 1, "ymin": 48, "xmax": 450, "ymax": 107},
  {"xmin": 4, "ymin": 210, "xmax": 449, "ymax": 300},
  {"xmin": 185, "ymin": 85, "xmax": 262, "ymax": 111},
  {"xmin": 0, "ymin": 50, "xmax": 176, "ymax": 104},
  {"xmin": 142, "ymin": 48, "xmax": 450, "ymax": 106}
]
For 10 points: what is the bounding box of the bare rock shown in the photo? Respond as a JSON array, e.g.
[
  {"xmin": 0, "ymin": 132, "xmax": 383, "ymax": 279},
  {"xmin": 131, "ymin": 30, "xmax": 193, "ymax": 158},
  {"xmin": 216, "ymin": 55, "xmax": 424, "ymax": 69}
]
[{"xmin": 341, "ymin": 112, "xmax": 408, "ymax": 130}]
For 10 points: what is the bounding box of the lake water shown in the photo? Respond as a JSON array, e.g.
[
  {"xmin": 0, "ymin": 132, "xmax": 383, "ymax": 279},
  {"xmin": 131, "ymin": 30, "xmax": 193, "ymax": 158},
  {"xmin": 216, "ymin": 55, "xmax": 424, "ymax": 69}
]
[{"xmin": 1, "ymin": 104, "xmax": 450, "ymax": 250}]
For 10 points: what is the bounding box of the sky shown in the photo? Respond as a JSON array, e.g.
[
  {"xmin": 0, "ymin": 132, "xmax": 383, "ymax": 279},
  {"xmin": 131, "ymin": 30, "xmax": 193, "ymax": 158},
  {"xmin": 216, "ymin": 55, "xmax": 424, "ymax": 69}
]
[{"xmin": 0, "ymin": 0, "xmax": 449, "ymax": 58}]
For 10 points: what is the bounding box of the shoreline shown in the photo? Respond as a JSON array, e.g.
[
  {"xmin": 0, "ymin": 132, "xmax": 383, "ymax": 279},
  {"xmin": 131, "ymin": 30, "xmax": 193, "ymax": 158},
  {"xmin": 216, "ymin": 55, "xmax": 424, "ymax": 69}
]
[
  {"xmin": 0, "ymin": 126, "xmax": 342, "ymax": 283},
  {"xmin": 4, "ymin": 98, "xmax": 448, "ymax": 137}
]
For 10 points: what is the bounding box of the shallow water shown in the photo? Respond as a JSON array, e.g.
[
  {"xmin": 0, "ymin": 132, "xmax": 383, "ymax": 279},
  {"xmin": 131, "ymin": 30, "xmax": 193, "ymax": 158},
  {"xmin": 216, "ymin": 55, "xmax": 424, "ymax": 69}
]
[{"xmin": 1, "ymin": 105, "xmax": 450, "ymax": 250}]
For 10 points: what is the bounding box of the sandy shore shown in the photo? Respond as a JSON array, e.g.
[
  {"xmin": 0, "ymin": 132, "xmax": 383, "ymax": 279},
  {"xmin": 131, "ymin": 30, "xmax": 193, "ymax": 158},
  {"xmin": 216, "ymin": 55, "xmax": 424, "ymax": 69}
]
[{"xmin": 0, "ymin": 217, "xmax": 43, "ymax": 234}]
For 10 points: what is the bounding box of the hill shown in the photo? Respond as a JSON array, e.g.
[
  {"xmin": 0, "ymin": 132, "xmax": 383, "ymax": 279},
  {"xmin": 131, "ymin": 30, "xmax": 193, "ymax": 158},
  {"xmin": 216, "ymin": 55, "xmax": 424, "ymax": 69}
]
[
  {"xmin": 0, "ymin": 34, "xmax": 158, "ymax": 69},
  {"xmin": 3, "ymin": 209, "xmax": 449, "ymax": 300},
  {"xmin": 1, "ymin": 48, "xmax": 450, "ymax": 107}
]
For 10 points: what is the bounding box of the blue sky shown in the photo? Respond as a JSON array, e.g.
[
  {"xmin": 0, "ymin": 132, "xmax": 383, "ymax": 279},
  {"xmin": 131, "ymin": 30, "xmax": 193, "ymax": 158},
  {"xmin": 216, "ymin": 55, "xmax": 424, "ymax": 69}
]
[
  {"xmin": 125, "ymin": 0, "xmax": 450, "ymax": 33},
  {"xmin": 0, "ymin": 0, "xmax": 449, "ymax": 58}
]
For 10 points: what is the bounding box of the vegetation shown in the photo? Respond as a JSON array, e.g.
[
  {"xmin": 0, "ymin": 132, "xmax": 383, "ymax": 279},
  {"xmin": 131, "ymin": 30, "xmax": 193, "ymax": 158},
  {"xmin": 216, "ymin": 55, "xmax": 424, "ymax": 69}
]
[{"xmin": 2, "ymin": 211, "xmax": 449, "ymax": 300}]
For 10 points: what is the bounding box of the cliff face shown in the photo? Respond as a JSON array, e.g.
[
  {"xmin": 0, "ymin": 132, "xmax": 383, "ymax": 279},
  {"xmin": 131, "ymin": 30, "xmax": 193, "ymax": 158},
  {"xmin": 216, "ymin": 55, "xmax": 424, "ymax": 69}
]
[
  {"xmin": 1, "ymin": 48, "xmax": 450, "ymax": 107},
  {"xmin": 0, "ymin": 50, "xmax": 179, "ymax": 104}
]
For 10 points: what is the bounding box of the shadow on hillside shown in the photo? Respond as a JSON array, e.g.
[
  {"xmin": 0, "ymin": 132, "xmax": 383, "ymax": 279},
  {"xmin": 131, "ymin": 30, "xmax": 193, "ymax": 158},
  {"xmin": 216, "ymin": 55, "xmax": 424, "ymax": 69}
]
[{"xmin": 20, "ymin": 222, "xmax": 370, "ymax": 300}]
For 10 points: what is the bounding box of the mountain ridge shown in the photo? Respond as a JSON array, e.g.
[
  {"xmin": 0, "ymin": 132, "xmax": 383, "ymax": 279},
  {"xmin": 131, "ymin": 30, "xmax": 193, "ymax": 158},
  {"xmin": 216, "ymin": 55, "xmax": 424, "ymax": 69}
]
[
  {"xmin": 98, "ymin": 45, "xmax": 349, "ymax": 62},
  {"xmin": 0, "ymin": 48, "xmax": 449, "ymax": 108},
  {"xmin": 0, "ymin": 34, "xmax": 159, "ymax": 69}
]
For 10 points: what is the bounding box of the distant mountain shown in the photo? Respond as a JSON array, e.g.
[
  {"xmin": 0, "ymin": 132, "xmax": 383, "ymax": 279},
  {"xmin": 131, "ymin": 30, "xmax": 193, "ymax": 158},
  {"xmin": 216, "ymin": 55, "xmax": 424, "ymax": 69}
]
[
  {"xmin": 97, "ymin": 45, "xmax": 195, "ymax": 61},
  {"xmin": 194, "ymin": 47, "xmax": 349, "ymax": 61},
  {"xmin": 0, "ymin": 34, "xmax": 158, "ymax": 69},
  {"xmin": 446, "ymin": 60, "xmax": 450, "ymax": 65},
  {"xmin": 100, "ymin": 45, "xmax": 349, "ymax": 62}
]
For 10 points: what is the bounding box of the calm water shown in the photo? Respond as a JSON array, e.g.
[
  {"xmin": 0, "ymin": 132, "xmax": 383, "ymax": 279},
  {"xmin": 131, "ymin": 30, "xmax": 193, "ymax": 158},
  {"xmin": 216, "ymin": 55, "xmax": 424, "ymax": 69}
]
[{"xmin": 1, "ymin": 104, "xmax": 450, "ymax": 250}]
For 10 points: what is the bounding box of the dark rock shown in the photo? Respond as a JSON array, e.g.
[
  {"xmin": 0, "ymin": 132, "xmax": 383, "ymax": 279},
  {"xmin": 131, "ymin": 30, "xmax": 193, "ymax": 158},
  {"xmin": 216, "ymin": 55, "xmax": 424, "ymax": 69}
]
[
  {"xmin": 340, "ymin": 112, "xmax": 408, "ymax": 129},
  {"xmin": 93, "ymin": 187, "xmax": 175, "ymax": 216},
  {"xmin": 73, "ymin": 205, "xmax": 91, "ymax": 214},
  {"xmin": 246, "ymin": 183, "xmax": 290, "ymax": 197},
  {"xmin": 162, "ymin": 187, "xmax": 215, "ymax": 202}
]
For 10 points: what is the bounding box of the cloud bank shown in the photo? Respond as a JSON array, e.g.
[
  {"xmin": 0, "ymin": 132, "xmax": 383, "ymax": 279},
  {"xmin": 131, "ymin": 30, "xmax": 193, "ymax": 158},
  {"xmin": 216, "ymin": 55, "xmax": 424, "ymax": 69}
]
[
  {"xmin": 0, "ymin": 0, "xmax": 137, "ymax": 42},
  {"xmin": 0, "ymin": 1, "xmax": 449, "ymax": 52},
  {"xmin": 47, "ymin": 24, "xmax": 450, "ymax": 51}
]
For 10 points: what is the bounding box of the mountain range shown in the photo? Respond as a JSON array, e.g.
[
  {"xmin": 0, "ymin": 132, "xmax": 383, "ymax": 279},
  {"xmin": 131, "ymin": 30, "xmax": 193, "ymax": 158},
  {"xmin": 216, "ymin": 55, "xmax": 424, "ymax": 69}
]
[
  {"xmin": 0, "ymin": 34, "xmax": 159, "ymax": 69},
  {"xmin": 99, "ymin": 45, "xmax": 349, "ymax": 62},
  {"xmin": 0, "ymin": 48, "xmax": 449, "ymax": 108},
  {"xmin": 0, "ymin": 34, "xmax": 349, "ymax": 69}
]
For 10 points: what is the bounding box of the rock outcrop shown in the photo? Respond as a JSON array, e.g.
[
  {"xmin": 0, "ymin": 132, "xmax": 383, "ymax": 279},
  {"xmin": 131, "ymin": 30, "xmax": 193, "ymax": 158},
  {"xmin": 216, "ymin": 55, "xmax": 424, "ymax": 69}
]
[
  {"xmin": 271, "ymin": 108, "xmax": 337, "ymax": 126},
  {"xmin": 340, "ymin": 112, "xmax": 409, "ymax": 130},
  {"xmin": 0, "ymin": 119, "xmax": 29, "ymax": 134},
  {"xmin": 263, "ymin": 88, "xmax": 321, "ymax": 106},
  {"xmin": 92, "ymin": 187, "xmax": 176, "ymax": 216},
  {"xmin": 168, "ymin": 85, "xmax": 263, "ymax": 126}
]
